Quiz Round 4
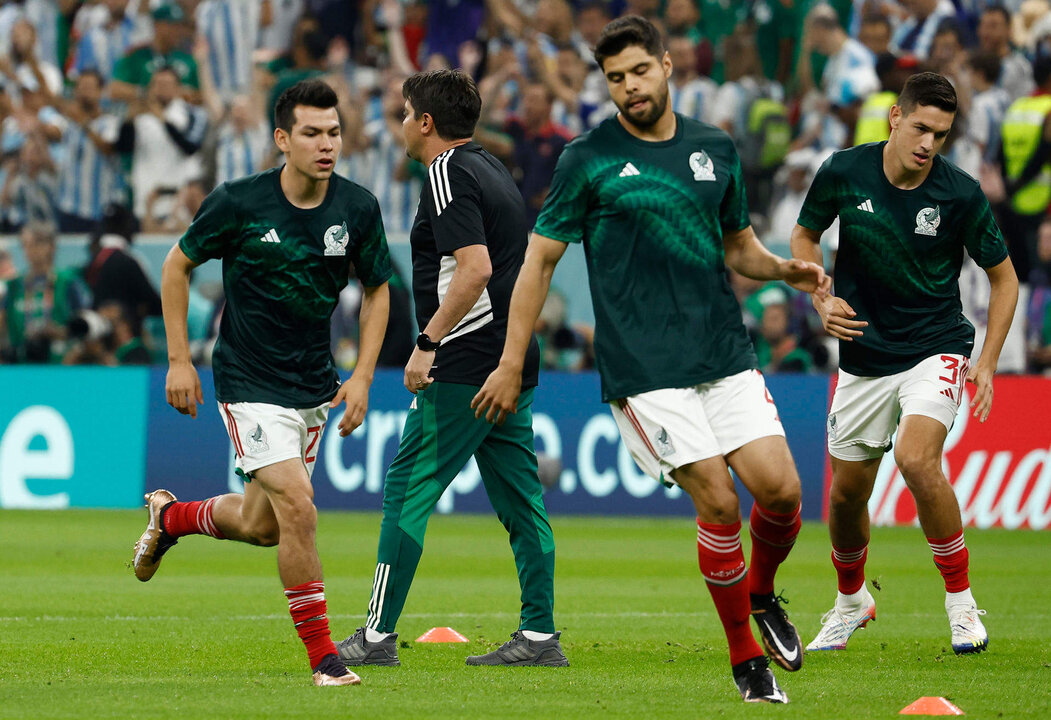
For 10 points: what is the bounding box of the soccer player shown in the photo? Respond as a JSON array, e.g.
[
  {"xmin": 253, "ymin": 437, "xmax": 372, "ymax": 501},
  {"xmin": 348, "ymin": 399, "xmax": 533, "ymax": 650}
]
[
  {"xmin": 472, "ymin": 16, "xmax": 824, "ymax": 703},
  {"xmin": 790, "ymin": 72, "xmax": 1018, "ymax": 654},
  {"xmin": 132, "ymin": 79, "xmax": 393, "ymax": 687},
  {"xmin": 336, "ymin": 69, "xmax": 567, "ymax": 669}
]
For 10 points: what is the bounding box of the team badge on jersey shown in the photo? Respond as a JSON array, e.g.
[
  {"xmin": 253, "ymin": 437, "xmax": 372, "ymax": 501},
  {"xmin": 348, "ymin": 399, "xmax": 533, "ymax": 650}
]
[
  {"xmin": 324, "ymin": 222, "xmax": 350, "ymax": 256},
  {"xmin": 689, "ymin": 151, "xmax": 716, "ymax": 182},
  {"xmin": 914, "ymin": 206, "xmax": 941, "ymax": 236},
  {"xmin": 245, "ymin": 424, "xmax": 270, "ymax": 453},
  {"xmin": 827, "ymin": 413, "xmax": 838, "ymax": 441},
  {"xmin": 654, "ymin": 427, "xmax": 676, "ymax": 457}
]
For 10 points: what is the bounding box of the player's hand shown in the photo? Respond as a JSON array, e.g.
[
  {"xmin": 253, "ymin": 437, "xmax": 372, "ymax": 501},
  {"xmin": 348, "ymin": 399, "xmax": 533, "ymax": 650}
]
[
  {"xmin": 966, "ymin": 362, "xmax": 995, "ymax": 423},
  {"xmin": 166, "ymin": 361, "xmax": 203, "ymax": 418},
  {"xmin": 404, "ymin": 347, "xmax": 434, "ymax": 394},
  {"xmin": 813, "ymin": 293, "xmax": 867, "ymax": 341},
  {"xmin": 330, "ymin": 377, "xmax": 369, "ymax": 436},
  {"xmin": 471, "ymin": 364, "xmax": 522, "ymax": 425},
  {"xmin": 780, "ymin": 258, "xmax": 826, "ymax": 294}
]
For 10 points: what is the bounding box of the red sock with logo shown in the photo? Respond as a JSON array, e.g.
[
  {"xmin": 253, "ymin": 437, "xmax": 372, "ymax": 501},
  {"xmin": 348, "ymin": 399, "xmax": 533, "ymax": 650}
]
[
  {"xmin": 928, "ymin": 530, "xmax": 970, "ymax": 592},
  {"xmin": 285, "ymin": 581, "xmax": 340, "ymax": 670},
  {"xmin": 831, "ymin": 544, "xmax": 868, "ymax": 595},
  {"xmin": 161, "ymin": 498, "xmax": 225, "ymax": 539},
  {"xmin": 697, "ymin": 519, "xmax": 763, "ymax": 667},
  {"xmin": 748, "ymin": 502, "xmax": 801, "ymax": 596}
]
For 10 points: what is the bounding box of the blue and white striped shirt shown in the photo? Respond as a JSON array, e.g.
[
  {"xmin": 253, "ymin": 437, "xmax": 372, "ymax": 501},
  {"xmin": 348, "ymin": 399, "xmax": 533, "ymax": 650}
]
[
  {"xmin": 196, "ymin": 0, "xmax": 260, "ymax": 99},
  {"xmin": 670, "ymin": 77, "xmax": 718, "ymax": 124},
  {"xmin": 70, "ymin": 15, "xmax": 139, "ymax": 81},
  {"xmin": 55, "ymin": 113, "xmax": 124, "ymax": 221},
  {"xmin": 215, "ymin": 122, "xmax": 271, "ymax": 185}
]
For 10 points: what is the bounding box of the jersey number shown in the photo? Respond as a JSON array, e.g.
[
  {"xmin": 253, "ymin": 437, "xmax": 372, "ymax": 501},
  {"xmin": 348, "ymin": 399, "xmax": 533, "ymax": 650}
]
[
  {"xmin": 305, "ymin": 424, "xmax": 325, "ymax": 465},
  {"xmin": 938, "ymin": 355, "xmax": 960, "ymax": 385}
]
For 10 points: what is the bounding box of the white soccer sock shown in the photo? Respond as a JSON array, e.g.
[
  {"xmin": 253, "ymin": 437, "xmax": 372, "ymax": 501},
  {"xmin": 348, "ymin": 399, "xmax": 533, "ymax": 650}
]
[
  {"xmin": 366, "ymin": 628, "xmax": 392, "ymax": 643},
  {"xmin": 945, "ymin": 587, "xmax": 975, "ymax": 607},
  {"xmin": 521, "ymin": 630, "xmax": 554, "ymax": 641},
  {"xmin": 836, "ymin": 588, "xmax": 870, "ymax": 609}
]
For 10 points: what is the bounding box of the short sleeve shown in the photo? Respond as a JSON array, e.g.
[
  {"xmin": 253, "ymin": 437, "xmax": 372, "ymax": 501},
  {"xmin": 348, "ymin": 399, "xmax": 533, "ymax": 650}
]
[
  {"xmin": 351, "ymin": 196, "xmax": 393, "ymax": 287},
  {"xmin": 178, "ymin": 183, "xmax": 240, "ymax": 264},
  {"xmin": 720, "ymin": 147, "xmax": 750, "ymax": 232},
  {"xmin": 532, "ymin": 143, "xmax": 589, "ymax": 244},
  {"xmin": 961, "ymin": 185, "xmax": 1009, "ymax": 268},
  {"xmin": 798, "ymin": 156, "xmax": 838, "ymax": 232},
  {"xmin": 429, "ymin": 160, "xmax": 485, "ymax": 254}
]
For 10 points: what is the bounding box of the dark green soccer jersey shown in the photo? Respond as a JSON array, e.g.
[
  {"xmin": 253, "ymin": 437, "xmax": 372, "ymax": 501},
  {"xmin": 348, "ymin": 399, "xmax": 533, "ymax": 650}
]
[
  {"xmin": 798, "ymin": 142, "xmax": 1008, "ymax": 376},
  {"xmin": 180, "ymin": 168, "xmax": 392, "ymax": 407},
  {"xmin": 534, "ymin": 114, "xmax": 757, "ymax": 402}
]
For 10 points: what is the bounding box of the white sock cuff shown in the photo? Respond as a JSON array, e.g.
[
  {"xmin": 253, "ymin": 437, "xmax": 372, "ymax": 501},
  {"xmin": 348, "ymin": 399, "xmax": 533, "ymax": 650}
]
[
  {"xmin": 521, "ymin": 630, "xmax": 554, "ymax": 641},
  {"xmin": 365, "ymin": 628, "xmax": 392, "ymax": 643}
]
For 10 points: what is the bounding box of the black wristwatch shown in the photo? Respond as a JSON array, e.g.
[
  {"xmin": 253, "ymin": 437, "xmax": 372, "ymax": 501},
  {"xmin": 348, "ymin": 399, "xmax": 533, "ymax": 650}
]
[{"xmin": 416, "ymin": 332, "xmax": 440, "ymax": 351}]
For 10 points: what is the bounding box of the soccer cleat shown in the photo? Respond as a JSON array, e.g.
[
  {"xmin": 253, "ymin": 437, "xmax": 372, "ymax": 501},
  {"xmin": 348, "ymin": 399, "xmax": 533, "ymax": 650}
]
[
  {"xmin": 312, "ymin": 653, "xmax": 362, "ymax": 686},
  {"xmin": 465, "ymin": 631, "xmax": 569, "ymax": 666},
  {"xmin": 750, "ymin": 592, "xmax": 803, "ymax": 671},
  {"xmin": 337, "ymin": 627, "xmax": 400, "ymax": 666},
  {"xmin": 947, "ymin": 601, "xmax": 988, "ymax": 655},
  {"xmin": 732, "ymin": 655, "xmax": 789, "ymax": 704},
  {"xmin": 806, "ymin": 587, "xmax": 877, "ymax": 651},
  {"xmin": 132, "ymin": 489, "xmax": 178, "ymax": 582}
]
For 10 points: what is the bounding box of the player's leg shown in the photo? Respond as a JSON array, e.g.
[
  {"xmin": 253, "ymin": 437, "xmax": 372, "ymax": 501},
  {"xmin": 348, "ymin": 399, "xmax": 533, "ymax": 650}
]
[
  {"xmin": 896, "ymin": 354, "xmax": 987, "ymax": 654},
  {"xmin": 611, "ymin": 389, "xmax": 785, "ymax": 703},
  {"xmin": 466, "ymin": 388, "xmax": 566, "ymax": 667},
  {"xmin": 339, "ymin": 382, "xmax": 491, "ymax": 666}
]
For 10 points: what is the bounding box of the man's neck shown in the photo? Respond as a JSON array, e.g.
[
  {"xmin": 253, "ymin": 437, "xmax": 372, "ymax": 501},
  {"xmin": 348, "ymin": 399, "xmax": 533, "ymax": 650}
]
[
  {"xmin": 616, "ymin": 107, "xmax": 676, "ymax": 142},
  {"xmin": 280, "ymin": 164, "xmax": 328, "ymax": 209},
  {"xmin": 422, "ymin": 137, "xmax": 471, "ymax": 167}
]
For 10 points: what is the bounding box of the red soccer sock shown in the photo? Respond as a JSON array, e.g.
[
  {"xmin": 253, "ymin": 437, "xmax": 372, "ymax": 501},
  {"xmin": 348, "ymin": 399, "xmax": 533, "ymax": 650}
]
[
  {"xmin": 831, "ymin": 544, "xmax": 868, "ymax": 595},
  {"xmin": 928, "ymin": 530, "xmax": 970, "ymax": 593},
  {"xmin": 161, "ymin": 498, "xmax": 225, "ymax": 539},
  {"xmin": 286, "ymin": 581, "xmax": 339, "ymax": 670},
  {"xmin": 748, "ymin": 502, "xmax": 801, "ymax": 596},
  {"xmin": 697, "ymin": 519, "xmax": 764, "ymax": 667}
]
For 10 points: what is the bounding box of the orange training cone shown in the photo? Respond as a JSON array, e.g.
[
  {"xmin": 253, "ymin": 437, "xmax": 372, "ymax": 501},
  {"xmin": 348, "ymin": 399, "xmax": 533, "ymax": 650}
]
[
  {"xmin": 416, "ymin": 627, "xmax": 469, "ymax": 643},
  {"xmin": 899, "ymin": 697, "xmax": 964, "ymax": 715}
]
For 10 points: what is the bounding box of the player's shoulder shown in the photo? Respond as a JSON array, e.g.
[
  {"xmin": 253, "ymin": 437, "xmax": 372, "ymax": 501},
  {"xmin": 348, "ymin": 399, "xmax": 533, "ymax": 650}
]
[
  {"xmin": 222, "ymin": 167, "xmax": 278, "ymax": 200},
  {"xmin": 678, "ymin": 114, "xmax": 737, "ymax": 152},
  {"xmin": 932, "ymin": 154, "xmax": 981, "ymax": 197},
  {"xmin": 331, "ymin": 171, "xmax": 381, "ymax": 210},
  {"xmin": 435, "ymin": 142, "xmax": 513, "ymax": 189}
]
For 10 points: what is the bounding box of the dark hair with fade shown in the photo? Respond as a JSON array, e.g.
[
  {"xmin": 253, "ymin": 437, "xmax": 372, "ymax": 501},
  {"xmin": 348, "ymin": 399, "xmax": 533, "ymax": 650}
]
[
  {"xmin": 274, "ymin": 78, "xmax": 339, "ymax": 132},
  {"xmin": 402, "ymin": 69, "xmax": 481, "ymax": 140},
  {"xmin": 980, "ymin": 4, "xmax": 1012, "ymax": 26},
  {"xmin": 898, "ymin": 71, "xmax": 957, "ymax": 115},
  {"xmin": 593, "ymin": 15, "xmax": 665, "ymax": 69}
]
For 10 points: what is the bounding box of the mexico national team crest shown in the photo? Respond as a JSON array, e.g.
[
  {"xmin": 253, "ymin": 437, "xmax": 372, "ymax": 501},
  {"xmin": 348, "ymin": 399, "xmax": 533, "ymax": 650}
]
[
  {"xmin": 914, "ymin": 206, "xmax": 941, "ymax": 236},
  {"xmin": 245, "ymin": 424, "xmax": 269, "ymax": 453},
  {"xmin": 654, "ymin": 427, "xmax": 676, "ymax": 457},
  {"xmin": 324, "ymin": 222, "xmax": 350, "ymax": 256},
  {"xmin": 689, "ymin": 151, "xmax": 716, "ymax": 182}
]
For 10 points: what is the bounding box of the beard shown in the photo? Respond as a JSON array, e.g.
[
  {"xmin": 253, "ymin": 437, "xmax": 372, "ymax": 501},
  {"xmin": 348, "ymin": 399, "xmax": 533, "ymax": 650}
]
[{"xmin": 618, "ymin": 83, "xmax": 670, "ymax": 129}]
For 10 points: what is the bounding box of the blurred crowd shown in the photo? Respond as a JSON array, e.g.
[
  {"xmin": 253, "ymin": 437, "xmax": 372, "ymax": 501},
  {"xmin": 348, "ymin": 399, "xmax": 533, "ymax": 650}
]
[{"xmin": 1, "ymin": 0, "xmax": 1051, "ymax": 374}]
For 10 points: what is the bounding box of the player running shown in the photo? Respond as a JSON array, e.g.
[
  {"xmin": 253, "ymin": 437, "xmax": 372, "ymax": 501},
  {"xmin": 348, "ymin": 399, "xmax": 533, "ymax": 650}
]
[
  {"xmin": 472, "ymin": 16, "xmax": 824, "ymax": 703},
  {"xmin": 791, "ymin": 72, "xmax": 1018, "ymax": 655},
  {"xmin": 132, "ymin": 79, "xmax": 393, "ymax": 687},
  {"xmin": 336, "ymin": 69, "xmax": 566, "ymax": 669}
]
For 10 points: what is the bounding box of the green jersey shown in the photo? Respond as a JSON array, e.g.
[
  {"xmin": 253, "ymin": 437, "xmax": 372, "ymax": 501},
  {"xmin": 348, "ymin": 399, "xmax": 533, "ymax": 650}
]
[
  {"xmin": 798, "ymin": 142, "xmax": 1008, "ymax": 376},
  {"xmin": 113, "ymin": 46, "xmax": 199, "ymax": 88},
  {"xmin": 534, "ymin": 114, "xmax": 757, "ymax": 402},
  {"xmin": 179, "ymin": 168, "xmax": 392, "ymax": 407}
]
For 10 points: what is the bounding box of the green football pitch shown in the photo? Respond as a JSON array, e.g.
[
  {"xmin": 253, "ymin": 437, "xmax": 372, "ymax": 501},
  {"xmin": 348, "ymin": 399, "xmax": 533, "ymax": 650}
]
[{"xmin": 2, "ymin": 509, "xmax": 1048, "ymax": 719}]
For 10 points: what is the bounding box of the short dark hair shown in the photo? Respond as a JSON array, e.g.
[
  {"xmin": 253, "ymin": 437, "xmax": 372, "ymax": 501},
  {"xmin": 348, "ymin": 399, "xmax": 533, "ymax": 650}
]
[
  {"xmin": 898, "ymin": 71, "xmax": 957, "ymax": 115},
  {"xmin": 274, "ymin": 78, "xmax": 339, "ymax": 132},
  {"xmin": 593, "ymin": 15, "xmax": 664, "ymax": 69},
  {"xmin": 981, "ymin": 4, "xmax": 1012, "ymax": 26},
  {"xmin": 76, "ymin": 69, "xmax": 104, "ymax": 87},
  {"xmin": 860, "ymin": 13, "xmax": 892, "ymax": 31},
  {"xmin": 401, "ymin": 69, "xmax": 480, "ymax": 140},
  {"xmin": 966, "ymin": 49, "xmax": 1002, "ymax": 85}
]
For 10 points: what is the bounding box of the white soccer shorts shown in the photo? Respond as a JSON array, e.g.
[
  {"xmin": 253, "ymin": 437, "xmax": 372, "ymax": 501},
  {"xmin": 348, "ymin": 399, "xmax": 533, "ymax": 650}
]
[
  {"xmin": 827, "ymin": 353, "xmax": 969, "ymax": 461},
  {"xmin": 217, "ymin": 401, "xmax": 330, "ymax": 479},
  {"xmin": 610, "ymin": 369, "xmax": 786, "ymax": 484}
]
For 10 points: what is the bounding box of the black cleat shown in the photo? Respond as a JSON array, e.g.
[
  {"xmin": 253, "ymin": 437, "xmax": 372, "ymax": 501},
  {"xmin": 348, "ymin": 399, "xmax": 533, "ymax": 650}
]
[
  {"xmin": 732, "ymin": 655, "xmax": 789, "ymax": 703},
  {"xmin": 337, "ymin": 627, "xmax": 400, "ymax": 666},
  {"xmin": 751, "ymin": 591, "xmax": 803, "ymax": 671},
  {"xmin": 465, "ymin": 631, "xmax": 569, "ymax": 666}
]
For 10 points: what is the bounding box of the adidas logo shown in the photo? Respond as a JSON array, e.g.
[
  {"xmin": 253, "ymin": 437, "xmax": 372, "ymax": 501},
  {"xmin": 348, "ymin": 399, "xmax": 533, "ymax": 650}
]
[
  {"xmin": 856, "ymin": 199, "xmax": 874, "ymax": 213},
  {"xmin": 260, "ymin": 228, "xmax": 281, "ymax": 243},
  {"xmin": 619, "ymin": 162, "xmax": 640, "ymax": 177}
]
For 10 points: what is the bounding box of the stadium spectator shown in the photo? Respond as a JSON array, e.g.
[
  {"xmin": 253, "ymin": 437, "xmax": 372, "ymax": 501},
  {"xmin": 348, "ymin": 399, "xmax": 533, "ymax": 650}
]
[
  {"xmin": 668, "ymin": 33, "xmax": 718, "ymax": 123},
  {"xmin": 266, "ymin": 27, "xmax": 329, "ymax": 129},
  {"xmin": 0, "ymin": 17, "xmax": 63, "ymax": 103},
  {"xmin": 753, "ymin": 288, "xmax": 814, "ymax": 374},
  {"xmin": 68, "ymin": 0, "xmax": 151, "ymax": 82},
  {"xmin": 857, "ymin": 13, "xmax": 894, "ymax": 57},
  {"xmin": 892, "ymin": 0, "xmax": 958, "ymax": 61},
  {"xmin": 143, "ymin": 177, "xmax": 207, "ymax": 234},
  {"xmin": 977, "ymin": 5, "xmax": 1035, "ymax": 101},
  {"xmin": 929, "ymin": 20, "xmax": 969, "ymax": 81},
  {"xmin": 195, "ymin": 0, "xmax": 261, "ymax": 100},
  {"xmin": 961, "ymin": 49, "xmax": 1010, "ymax": 177},
  {"xmin": 854, "ymin": 53, "xmax": 916, "ymax": 146},
  {"xmin": 1027, "ymin": 217, "xmax": 1051, "ymax": 372},
  {"xmin": 100, "ymin": 299, "xmax": 152, "ymax": 364},
  {"xmin": 2, "ymin": 221, "xmax": 88, "ymax": 364},
  {"xmin": 750, "ymin": 0, "xmax": 802, "ymax": 85},
  {"xmin": 83, "ymin": 204, "xmax": 162, "ymax": 332},
  {"xmin": 110, "ymin": 3, "xmax": 200, "ymax": 104},
  {"xmin": 0, "ymin": 131, "xmax": 58, "ymax": 228}
]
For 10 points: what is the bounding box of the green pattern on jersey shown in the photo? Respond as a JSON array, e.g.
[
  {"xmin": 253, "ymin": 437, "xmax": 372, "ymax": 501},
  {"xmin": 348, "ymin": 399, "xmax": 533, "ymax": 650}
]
[
  {"xmin": 179, "ymin": 168, "xmax": 392, "ymax": 407},
  {"xmin": 534, "ymin": 115, "xmax": 757, "ymax": 402},
  {"xmin": 798, "ymin": 142, "xmax": 1008, "ymax": 376}
]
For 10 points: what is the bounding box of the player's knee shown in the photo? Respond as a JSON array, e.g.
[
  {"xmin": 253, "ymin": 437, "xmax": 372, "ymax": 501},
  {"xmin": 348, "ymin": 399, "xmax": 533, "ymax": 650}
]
[
  {"xmin": 754, "ymin": 480, "xmax": 801, "ymax": 514},
  {"xmin": 279, "ymin": 495, "xmax": 318, "ymax": 530},
  {"xmin": 247, "ymin": 523, "xmax": 280, "ymax": 547},
  {"xmin": 828, "ymin": 481, "xmax": 868, "ymax": 510},
  {"xmin": 894, "ymin": 447, "xmax": 941, "ymax": 486}
]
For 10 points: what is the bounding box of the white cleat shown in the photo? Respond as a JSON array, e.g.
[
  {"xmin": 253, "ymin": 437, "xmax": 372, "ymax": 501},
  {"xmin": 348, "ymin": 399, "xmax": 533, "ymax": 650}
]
[
  {"xmin": 806, "ymin": 588, "xmax": 877, "ymax": 651},
  {"xmin": 948, "ymin": 601, "xmax": 988, "ymax": 655},
  {"xmin": 313, "ymin": 668, "xmax": 362, "ymax": 686}
]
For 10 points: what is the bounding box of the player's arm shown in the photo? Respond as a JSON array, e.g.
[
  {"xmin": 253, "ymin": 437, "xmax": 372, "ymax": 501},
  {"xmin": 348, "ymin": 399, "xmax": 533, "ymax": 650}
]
[
  {"xmin": 472, "ymin": 233, "xmax": 567, "ymax": 424},
  {"xmin": 332, "ymin": 280, "xmax": 390, "ymax": 437},
  {"xmin": 161, "ymin": 243, "xmax": 204, "ymax": 417},
  {"xmin": 404, "ymin": 243, "xmax": 493, "ymax": 391},
  {"xmin": 790, "ymin": 222, "xmax": 868, "ymax": 341},
  {"xmin": 968, "ymin": 257, "xmax": 1018, "ymax": 423},
  {"xmin": 723, "ymin": 224, "xmax": 825, "ymax": 292}
]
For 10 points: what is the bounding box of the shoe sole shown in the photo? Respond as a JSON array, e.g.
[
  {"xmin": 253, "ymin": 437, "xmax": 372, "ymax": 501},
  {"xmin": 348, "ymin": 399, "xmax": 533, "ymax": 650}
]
[
  {"xmin": 340, "ymin": 656, "xmax": 400, "ymax": 667},
  {"xmin": 465, "ymin": 659, "xmax": 569, "ymax": 666},
  {"xmin": 952, "ymin": 638, "xmax": 989, "ymax": 655},
  {"xmin": 805, "ymin": 606, "xmax": 876, "ymax": 651},
  {"xmin": 313, "ymin": 670, "xmax": 362, "ymax": 686}
]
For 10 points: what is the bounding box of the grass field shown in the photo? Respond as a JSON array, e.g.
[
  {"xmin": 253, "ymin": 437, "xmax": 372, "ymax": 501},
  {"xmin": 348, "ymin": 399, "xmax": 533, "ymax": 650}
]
[{"xmin": 1, "ymin": 509, "xmax": 1048, "ymax": 719}]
